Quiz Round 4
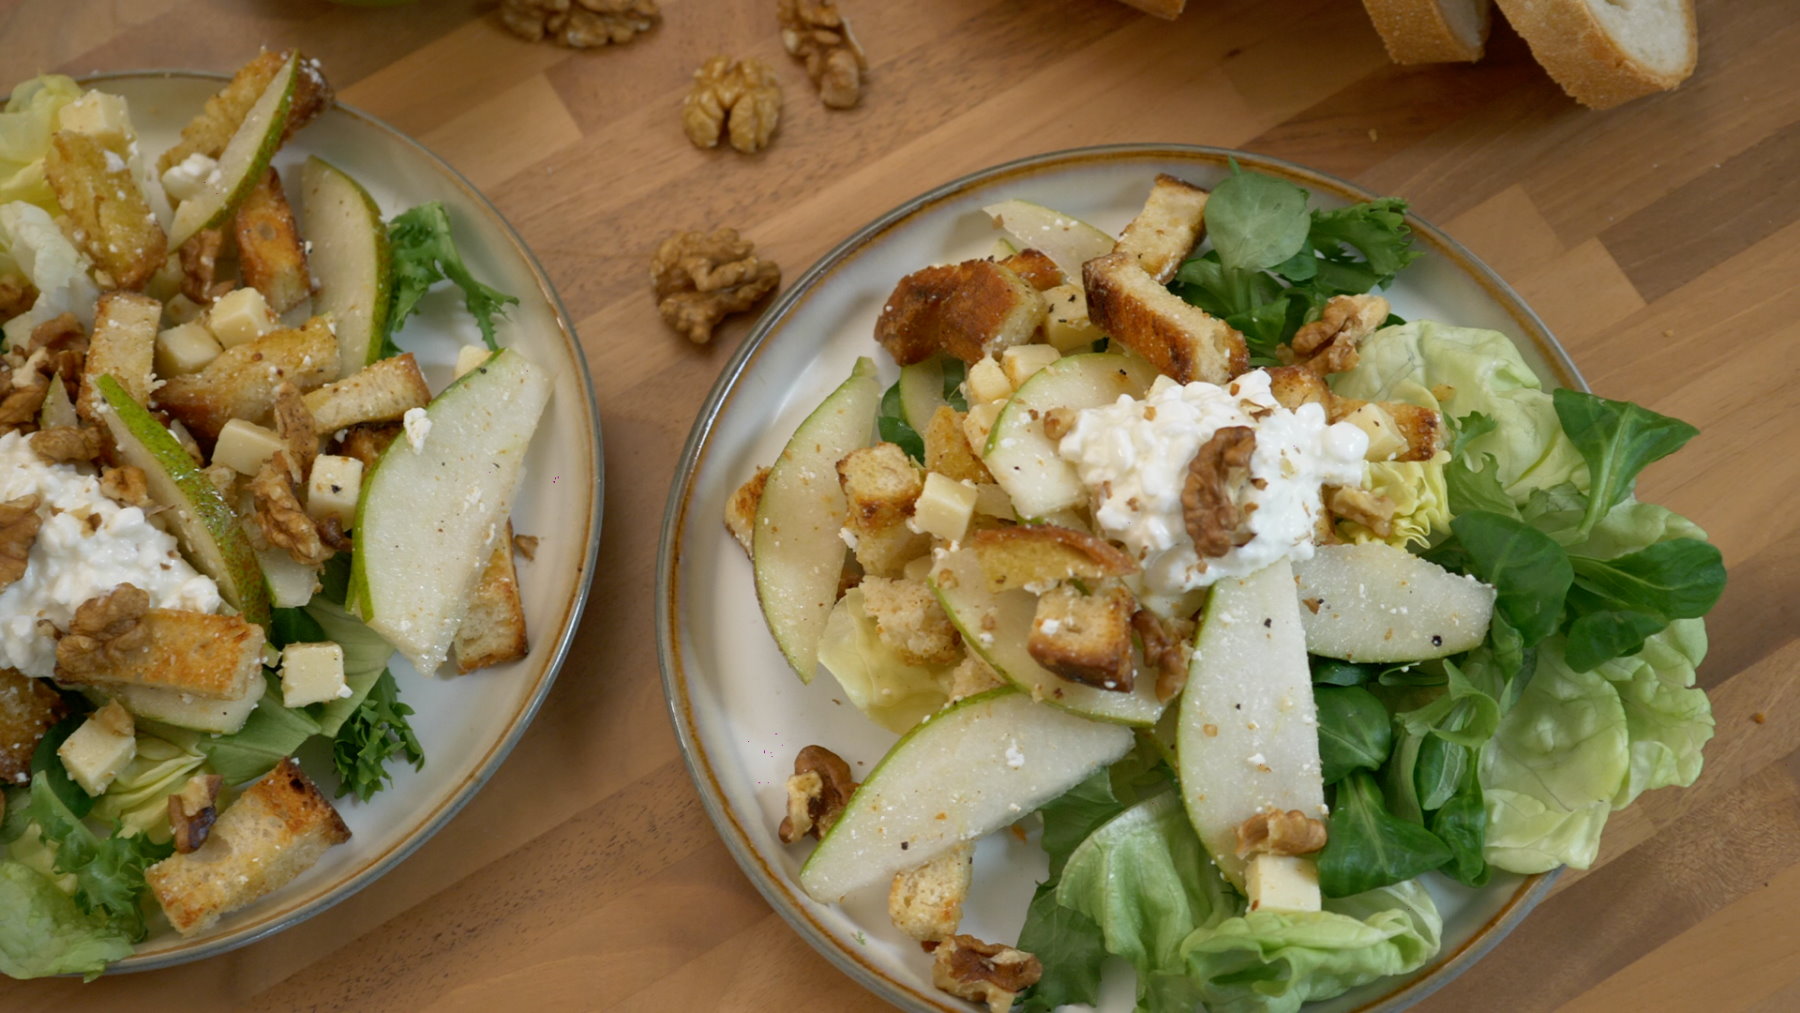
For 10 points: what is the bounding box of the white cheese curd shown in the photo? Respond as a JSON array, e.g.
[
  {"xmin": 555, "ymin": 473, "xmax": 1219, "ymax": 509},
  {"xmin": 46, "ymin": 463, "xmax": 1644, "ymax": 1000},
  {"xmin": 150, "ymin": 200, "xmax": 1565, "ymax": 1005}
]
[
  {"xmin": 0, "ymin": 432, "xmax": 220, "ymax": 678},
  {"xmin": 402, "ymin": 406, "xmax": 432, "ymax": 452},
  {"xmin": 1057, "ymin": 371, "xmax": 1368, "ymax": 611}
]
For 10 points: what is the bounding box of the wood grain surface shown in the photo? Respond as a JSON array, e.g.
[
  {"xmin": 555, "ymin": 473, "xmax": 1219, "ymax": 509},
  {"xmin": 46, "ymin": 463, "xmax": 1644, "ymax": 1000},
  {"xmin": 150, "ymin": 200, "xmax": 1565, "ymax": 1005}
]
[{"xmin": 2, "ymin": 0, "xmax": 1796, "ymax": 1009}]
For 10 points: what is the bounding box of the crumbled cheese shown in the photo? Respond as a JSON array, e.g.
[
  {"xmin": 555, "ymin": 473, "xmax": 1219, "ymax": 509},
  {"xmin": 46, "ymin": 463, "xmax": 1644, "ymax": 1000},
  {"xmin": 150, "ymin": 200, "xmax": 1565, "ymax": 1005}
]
[{"xmin": 403, "ymin": 407, "xmax": 432, "ymax": 452}]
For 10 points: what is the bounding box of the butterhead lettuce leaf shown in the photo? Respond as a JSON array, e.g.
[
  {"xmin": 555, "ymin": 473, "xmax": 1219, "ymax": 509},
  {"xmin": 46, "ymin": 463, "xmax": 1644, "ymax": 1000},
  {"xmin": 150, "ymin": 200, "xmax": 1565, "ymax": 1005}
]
[
  {"xmin": 0, "ymin": 862, "xmax": 133, "ymax": 980},
  {"xmin": 816, "ymin": 588, "xmax": 949, "ymax": 733}
]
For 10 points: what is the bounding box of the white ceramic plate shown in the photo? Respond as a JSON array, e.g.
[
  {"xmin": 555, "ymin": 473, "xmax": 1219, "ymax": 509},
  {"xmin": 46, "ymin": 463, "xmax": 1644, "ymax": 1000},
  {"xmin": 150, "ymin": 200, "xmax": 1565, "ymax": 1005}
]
[
  {"xmin": 81, "ymin": 72, "xmax": 603, "ymax": 971},
  {"xmin": 659, "ymin": 146, "xmax": 1577, "ymax": 1011}
]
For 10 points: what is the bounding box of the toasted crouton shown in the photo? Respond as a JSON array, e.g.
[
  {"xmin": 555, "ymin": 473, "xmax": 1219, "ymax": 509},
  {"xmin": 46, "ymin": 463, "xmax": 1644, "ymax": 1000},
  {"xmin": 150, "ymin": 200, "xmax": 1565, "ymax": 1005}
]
[
  {"xmin": 838, "ymin": 443, "xmax": 930, "ymax": 576},
  {"xmin": 77, "ymin": 292, "xmax": 160, "ymax": 425},
  {"xmin": 947, "ymin": 652, "xmax": 1005, "ymax": 701},
  {"xmin": 997, "ymin": 248, "xmax": 1064, "ymax": 290},
  {"xmin": 0, "ymin": 667, "xmax": 68, "ymax": 785},
  {"xmin": 859, "ymin": 575, "xmax": 962, "ymax": 666},
  {"xmin": 146, "ymin": 757, "xmax": 350, "ymax": 936},
  {"xmin": 44, "ymin": 131, "xmax": 167, "ymax": 291},
  {"xmin": 453, "ymin": 523, "xmax": 529, "ymax": 674},
  {"xmin": 969, "ymin": 524, "xmax": 1138, "ymax": 594},
  {"xmin": 725, "ymin": 466, "xmax": 770, "ymax": 557},
  {"xmin": 1115, "ymin": 174, "xmax": 1210, "ymax": 283},
  {"xmin": 55, "ymin": 609, "xmax": 265, "ymax": 701},
  {"xmin": 889, "ymin": 842, "xmax": 973, "ymax": 943},
  {"xmin": 875, "ymin": 259, "xmax": 1047, "ymax": 366},
  {"xmin": 157, "ymin": 50, "xmax": 334, "ymax": 175},
  {"xmin": 1083, "ymin": 252, "xmax": 1247, "ymax": 385},
  {"xmin": 923, "ymin": 405, "xmax": 993, "ymax": 484},
  {"xmin": 1264, "ymin": 364, "xmax": 1331, "ymax": 411},
  {"xmin": 1028, "ymin": 583, "xmax": 1137, "ymax": 691},
  {"xmin": 333, "ymin": 422, "xmax": 401, "ymax": 470},
  {"xmin": 156, "ymin": 316, "xmax": 338, "ymax": 439},
  {"xmin": 302, "ymin": 354, "xmax": 431, "ymax": 433},
  {"xmin": 234, "ymin": 168, "xmax": 313, "ymax": 313}
]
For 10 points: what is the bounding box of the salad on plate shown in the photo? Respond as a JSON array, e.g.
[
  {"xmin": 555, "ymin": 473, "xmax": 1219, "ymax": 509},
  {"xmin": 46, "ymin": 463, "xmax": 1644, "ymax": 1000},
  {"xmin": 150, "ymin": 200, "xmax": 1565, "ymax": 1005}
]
[
  {"xmin": 0, "ymin": 52, "xmax": 552, "ymax": 978},
  {"xmin": 727, "ymin": 167, "xmax": 1724, "ymax": 1010}
]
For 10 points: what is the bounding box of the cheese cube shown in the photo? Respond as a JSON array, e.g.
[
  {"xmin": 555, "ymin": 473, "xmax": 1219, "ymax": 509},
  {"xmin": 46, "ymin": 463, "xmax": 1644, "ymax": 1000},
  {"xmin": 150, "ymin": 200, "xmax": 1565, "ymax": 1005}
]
[
  {"xmin": 280, "ymin": 642, "xmax": 349, "ymax": 708},
  {"xmin": 305, "ymin": 454, "xmax": 364, "ymax": 528},
  {"xmin": 965, "ymin": 356, "xmax": 1013, "ymax": 405},
  {"xmin": 57, "ymin": 92, "xmax": 132, "ymax": 148},
  {"xmin": 454, "ymin": 344, "xmax": 493, "ymax": 379},
  {"xmin": 155, "ymin": 322, "xmax": 223, "ymax": 377},
  {"xmin": 1339, "ymin": 403, "xmax": 1407, "ymax": 462},
  {"xmin": 961, "ymin": 400, "xmax": 1003, "ymax": 453},
  {"xmin": 910, "ymin": 472, "xmax": 978, "ymax": 543},
  {"xmin": 1245, "ymin": 853, "xmax": 1321, "ymax": 914},
  {"xmin": 1042, "ymin": 283, "xmax": 1103, "ymax": 353},
  {"xmin": 57, "ymin": 700, "xmax": 137, "ymax": 796},
  {"xmin": 213, "ymin": 419, "xmax": 285, "ymax": 476},
  {"xmin": 1001, "ymin": 344, "xmax": 1061, "ymax": 387},
  {"xmin": 206, "ymin": 287, "xmax": 275, "ymax": 348},
  {"xmin": 164, "ymin": 293, "xmax": 205, "ymax": 325}
]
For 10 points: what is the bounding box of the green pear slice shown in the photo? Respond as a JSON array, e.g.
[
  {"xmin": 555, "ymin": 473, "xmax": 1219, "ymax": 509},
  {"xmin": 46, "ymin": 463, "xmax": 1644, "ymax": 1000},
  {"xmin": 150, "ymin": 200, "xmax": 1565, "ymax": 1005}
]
[
  {"xmin": 93, "ymin": 375, "xmax": 272, "ymax": 627},
  {"xmin": 982, "ymin": 199, "xmax": 1117, "ymax": 279},
  {"xmin": 168, "ymin": 53, "xmax": 298, "ymax": 248},
  {"xmin": 350, "ymin": 348, "xmax": 550, "ymax": 674},
  {"xmin": 928, "ymin": 545, "xmax": 1165, "ymax": 726},
  {"xmin": 753, "ymin": 357, "xmax": 880, "ymax": 681},
  {"xmin": 896, "ymin": 356, "xmax": 953, "ymax": 433},
  {"xmin": 1293, "ymin": 543, "xmax": 1495, "ymax": 662},
  {"xmin": 984, "ymin": 352, "xmax": 1155, "ymax": 520},
  {"xmin": 300, "ymin": 155, "xmax": 393, "ymax": 375},
  {"xmin": 799, "ymin": 686, "xmax": 1133, "ymax": 903},
  {"xmin": 1178, "ymin": 559, "xmax": 1323, "ymax": 889},
  {"xmin": 96, "ymin": 674, "xmax": 265, "ymax": 735}
]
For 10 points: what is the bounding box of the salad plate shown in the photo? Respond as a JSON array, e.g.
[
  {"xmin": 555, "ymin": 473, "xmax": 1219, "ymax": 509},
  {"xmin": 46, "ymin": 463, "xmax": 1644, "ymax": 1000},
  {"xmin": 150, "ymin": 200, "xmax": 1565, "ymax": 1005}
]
[
  {"xmin": 659, "ymin": 145, "xmax": 1583, "ymax": 1011},
  {"xmin": 75, "ymin": 71, "xmax": 604, "ymax": 972}
]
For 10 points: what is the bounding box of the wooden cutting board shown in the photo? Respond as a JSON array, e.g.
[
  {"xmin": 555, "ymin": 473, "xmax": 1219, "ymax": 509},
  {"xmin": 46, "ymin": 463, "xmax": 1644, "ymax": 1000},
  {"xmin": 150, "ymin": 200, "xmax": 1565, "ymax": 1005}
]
[{"xmin": 2, "ymin": 0, "xmax": 1795, "ymax": 1009}]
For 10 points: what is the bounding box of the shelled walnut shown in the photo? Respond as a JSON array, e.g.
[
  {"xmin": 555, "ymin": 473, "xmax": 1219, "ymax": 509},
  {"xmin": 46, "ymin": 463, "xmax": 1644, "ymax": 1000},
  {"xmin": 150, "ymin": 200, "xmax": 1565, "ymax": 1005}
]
[
  {"xmin": 777, "ymin": 0, "xmax": 868, "ymax": 109},
  {"xmin": 681, "ymin": 56, "xmax": 781, "ymax": 154},
  {"xmin": 499, "ymin": 0, "xmax": 661, "ymax": 49},
  {"xmin": 650, "ymin": 228, "xmax": 781, "ymax": 343}
]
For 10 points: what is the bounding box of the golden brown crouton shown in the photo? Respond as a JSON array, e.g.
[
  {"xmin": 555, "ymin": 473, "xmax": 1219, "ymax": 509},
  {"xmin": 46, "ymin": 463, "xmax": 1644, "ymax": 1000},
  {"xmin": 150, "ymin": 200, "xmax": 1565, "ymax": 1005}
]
[
  {"xmin": 724, "ymin": 466, "xmax": 770, "ymax": 557},
  {"xmin": 889, "ymin": 842, "xmax": 973, "ymax": 943},
  {"xmin": 333, "ymin": 422, "xmax": 401, "ymax": 470},
  {"xmin": 56, "ymin": 608, "xmax": 264, "ymax": 701},
  {"xmin": 157, "ymin": 50, "xmax": 333, "ymax": 174},
  {"xmin": 156, "ymin": 316, "xmax": 338, "ymax": 439},
  {"xmin": 1028, "ymin": 583, "xmax": 1137, "ymax": 692},
  {"xmin": 924, "ymin": 405, "xmax": 993, "ymax": 484},
  {"xmin": 0, "ymin": 667, "xmax": 67, "ymax": 785},
  {"xmin": 234, "ymin": 168, "xmax": 313, "ymax": 313},
  {"xmin": 947, "ymin": 652, "xmax": 1006, "ymax": 701},
  {"xmin": 1264, "ymin": 364, "xmax": 1331, "ymax": 411},
  {"xmin": 1114, "ymin": 173, "xmax": 1210, "ymax": 284},
  {"xmin": 44, "ymin": 131, "xmax": 166, "ymax": 291},
  {"xmin": 838, "ymin": 442, "xmax": 930, "ymax": 577},
  {"xmin": 1083, "ymin": 251, "xmax": 1248, "ymax": 385},
  {"xmin": 301, "ymin": 353, "xmax": 431, "ymax": 434},
  {"xmin": 859, "ymin": 575, "xmax": 962, "ymax": 666},
  {"xmin": 875, "ymin": 259, "xmax": 1047, "ymax": 366},
  {"xmin": 146, "ymin": 757, "xmax": 350, "ymax": 936},
  {"xmin": 453, "ymin": 523, "xmax": 529, "ymax": 674},
  {"xmin": 76, "ymin": 292, "xmax": 160, "ymax": 425},
  {"xmin": 969, "ymin": 524, "xmax": 1138, "ymax": 594},
  {"xmin": 997, "ymin": 248, "xmax": 1063, "ymax": 290}
]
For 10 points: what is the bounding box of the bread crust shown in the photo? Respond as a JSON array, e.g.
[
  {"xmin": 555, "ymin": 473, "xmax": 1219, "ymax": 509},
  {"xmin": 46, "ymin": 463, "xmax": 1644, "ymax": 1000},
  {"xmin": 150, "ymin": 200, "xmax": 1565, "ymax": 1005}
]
[
  {"xmin": 1495, "ymin": 0, "xmax": 1698, "ymax": 109},
  {"xmin": 1361, "ymin": 0, "xmax": 1491, "ymax": 63}
]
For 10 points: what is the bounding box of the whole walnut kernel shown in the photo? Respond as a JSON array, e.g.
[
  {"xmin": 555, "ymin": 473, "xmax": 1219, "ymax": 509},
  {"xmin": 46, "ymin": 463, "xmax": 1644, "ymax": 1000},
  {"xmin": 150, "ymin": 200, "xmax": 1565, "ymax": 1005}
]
[
  {"xmin": 499, "ymin": 0, "xmax": 661, "ymax": 49},
  {"xmin": 778, "ymin": 0, "xmax": 868, "ymax": 109},
  {"xmin": 0, "ymin": 495, "xmax": 43, "ymax": 591},
  {"xmin": 55, "ymin": 585, "xmax": 152, "ymax": 680},
  {"xmin": 682, "ymin": 56, "xmax": 782, "ymax": 154},
  {"xmin": 651, "ymin": 228, "xmax": 781, "ymax": 344}
]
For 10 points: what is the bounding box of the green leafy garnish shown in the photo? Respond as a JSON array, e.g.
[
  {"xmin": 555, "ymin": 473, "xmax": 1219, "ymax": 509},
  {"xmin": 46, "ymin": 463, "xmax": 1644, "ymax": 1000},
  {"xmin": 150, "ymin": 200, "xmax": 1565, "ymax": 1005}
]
[
  {"xmin": 1204, "ymin": 170, "xmax": 1312, "ymax": 273},
  {"xmin": 1443, "ymin": 511, "xmax": 1573, "ymax": 647},
  {"xmin": 1314, "ymin": 685, "xmax": 1392, "ymax": 785},
  {"xmin": 876, "ymin": 379, "xmax": 925, "ymax": 463},
  {"xmin": 23, "ymin": 776, "xmax": 171, "ymax": 941},
  {"xmin": 1317, "ymin": 772, "xmax": 1452, "ymax": 898},
  {"xmin": 331, "ymin": 669, "xmax": 424, "ymax": 803},
  {"xmin": 383, "ymin": 202, "xmax": 519, "ymax": 355},
  {"xmin": 1551, "ymin": 389, "xmax": 1699, "ymax": 536}
]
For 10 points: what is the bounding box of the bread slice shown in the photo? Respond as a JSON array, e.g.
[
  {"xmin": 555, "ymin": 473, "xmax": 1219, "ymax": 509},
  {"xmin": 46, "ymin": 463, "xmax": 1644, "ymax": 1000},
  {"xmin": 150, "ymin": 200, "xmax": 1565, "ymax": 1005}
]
[
  {"xmin": 1082, "ymin": 251, "xmax": 1248, "ymax": 385},
  {"xmin": 1115, "ymin": 173, "xmax": 1210, "ymax": 284},
  {"xmin": 146, "ymin": 757, "xmax": 350, "ymax": 936},
  {"xmin": 1495, "ymin": 0, "xmax": 1697, "ymax": 109},
  {"xmin": 1361, "ymin": 0, "xmax": 1491, "ymax": 63},
  {"xmin": 55, "ymin": 608, "xmax": 265, "ymax": 700}
]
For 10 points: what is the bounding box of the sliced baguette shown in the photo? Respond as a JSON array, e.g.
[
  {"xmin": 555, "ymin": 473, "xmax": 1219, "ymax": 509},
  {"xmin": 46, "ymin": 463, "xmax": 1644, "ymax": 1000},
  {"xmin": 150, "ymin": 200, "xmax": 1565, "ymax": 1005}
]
[
  {"xmin": 1362, "ymin": 0, "xmax": 1492, "ymax": 63},
  {"xmin": 1495, "ymin": 0, "xmax": 1697, "ymax": 109}
]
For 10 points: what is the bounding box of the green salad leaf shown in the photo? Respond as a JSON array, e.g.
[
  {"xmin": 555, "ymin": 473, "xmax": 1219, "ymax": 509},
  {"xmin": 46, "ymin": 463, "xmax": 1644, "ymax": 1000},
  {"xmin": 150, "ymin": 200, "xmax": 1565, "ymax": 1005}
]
[
  {"xmin": 197, "ymin": 672, "xmax": 323, "ymax": 786},
  {"xmin": 1314, "ymin": 685, "xmax": 1392, "ymax": 785},
  {"xmin": 876, "ymin": 379, "xmax": 926, "ymax": 463},
  {"xmin": 23, "ymin": 775, "xmax": 172, "ymax": 941},
  {"xmin": 1204, "ymin": 170, "xmax": 1312, "ymax": 274},
  {"xmin": 0, "ymin": 862, "xmax": 134, "ymax": 980},
  {"xmin": 1443, "ymin": 511, "xmax": 1573, "ymax": 648},
  {"xmin": 332, "ymin": 670, "xmax": 424, "ymax": 803},
  {"xmin": 1551, "ymin": 389, "xmax": 1698, "ymax": 536},
  {"xmin": 90, "ymin": 734, "xmax": 206, "ymax": 842},
  {"xmin": 384, "ymin": 201, "xmax": 518, "ymax": 354},
  {"xmin": 1317, "ymin": 772, "xmax": 1451, "ymax": 898}
]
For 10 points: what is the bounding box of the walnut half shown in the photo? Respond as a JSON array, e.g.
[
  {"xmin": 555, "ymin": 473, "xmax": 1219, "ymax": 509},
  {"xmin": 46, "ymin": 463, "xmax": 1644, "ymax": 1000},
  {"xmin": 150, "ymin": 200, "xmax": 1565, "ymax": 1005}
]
[
  {"xmin": 931, "ymin": 935, "xmax": 1043, "ymax": 1013},
  {"xmin": 499, "ymin": 0, "xmax": 661, "ymax": 49},
  {"xmin": 777, "ymin": 744, "xmax": 857, "ymax": 843},
  {"xmin": 681, "ymin": 56, "xmax": 781, "ymax": 154},
  {"xmin": 651, "ymin": 228, "xmax": 781, "ymax": 344},
  {"xmin": 1182, "ymin": 425, "xmax": 1256, "ymax": 558},
  {"xmin": 778, "ymin": 0, "xmax": 868, "ymax": 109},
  {"xmin": 55, "ymin": 584, "xmax": 151, "ymax": 680},
  {"xmin": 0, "ymin": 495, "xmax": 42, "ymax": 591},
  {"xmin": 1235, "ymin": 809, "xmax": 1328, "ymax": 858},
  {"xmin": 169, "ymin": 773, "xmax": 224, "ymax": 854}
]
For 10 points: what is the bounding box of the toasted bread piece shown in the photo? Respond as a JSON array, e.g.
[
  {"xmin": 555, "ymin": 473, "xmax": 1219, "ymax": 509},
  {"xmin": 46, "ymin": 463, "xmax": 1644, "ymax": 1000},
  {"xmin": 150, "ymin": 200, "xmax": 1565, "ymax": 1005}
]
[
  {"xmin": 1362, "ymin": 0, "xmax": 1491, "ymax": 63},
  {"xmin": 1028, "ymin": 583, "xmax": 1137, "ymax": 691},
  {"xmin": 859, "ymin": 575, "xmax": 962, "ymax": 666},
  {"xmin": 1114, "ymin": 173, "xmax": 1209, "ymax": 283},
  {"xmin": 156, "ymin": 316, "xmax": 338, "ymax": 439},
  {"xmin": 875, "ymin": 260, "xmax": 1047, "ymax": 366},
  {"xmin": 157, "ymin": 50, "xmax": 334, "ymax": 174},
  {"xmin": 1264, "ymin": 364, "xmax": 1332, "ymax": 411},
  {"xmin": 234, "ymin": 168, "xmax": 312, "ymax": 313},
  {"xmin": 997, "ymin": 248, "xmax": 1064, "ymax": 291},
  {"xmin": 1328, "ymin": 397, "xmax": 1444, "ymax": 462},
  {"xmin": 302, "ymin": 353, "xmax": 431, "ymax": 434},
  {"xmin": 0, "ymin": 667, "xmax": 68, "ymax": 785},
  {"xmin": 969, "ymin": 524, "xmax": 1138, "ymax": 594},
  {"xmin": 923, "ymin": 405, "xmax": 993, "ymax": 484},
  {"xmin": 889, "ymin": 842, "xmax": 973, "ymax": 943},
  {"xmin": 334, "ymin": 422, "xmax": 401, "ymax": 470},
  {"xmin": 1083, "ymin": 252, "xmax": 1247, "ymax": 385},
  {"xmin": 1495, "ymin": 0, "xmax": 1696, "ymax": 109},
  {"xmin": 725, "ymin": 466, "xmax": 770, "ymax": 557},
  {"xmin": 453, "ymin": 523, "xmax": 529, "ymax": 674},
  {"xmin": 946, "ymin": 652, "xmax": 1005, "ymax": 701},
  {"xmin": 838, "ymin": 443, "xmax": 930, "ymax": 577},
  {"xmin": 44, "ymin": 131, "xmax": 167, "ymax": 291},
  {"xmin": 77, "ymin": 292, "xmax": 160, "ymax": 425},
  {"xmin": 146, "ymin": 757, "xmax": 350, "ymax": 936},
  {"xmin": 55, "ymin": 609, "xmax": 265, "ymax": 701}
]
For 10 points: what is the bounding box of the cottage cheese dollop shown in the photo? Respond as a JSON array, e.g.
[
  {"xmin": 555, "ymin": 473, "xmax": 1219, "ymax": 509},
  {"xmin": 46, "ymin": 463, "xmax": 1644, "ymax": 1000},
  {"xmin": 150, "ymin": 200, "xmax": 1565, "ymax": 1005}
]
[
  {"xmin": 1057, "ymin": 371, "xmax": 1368, "ymax": 610},
  {"xmin": 0, "ymin": 431, "xmax": 220, "ymax": 678}
]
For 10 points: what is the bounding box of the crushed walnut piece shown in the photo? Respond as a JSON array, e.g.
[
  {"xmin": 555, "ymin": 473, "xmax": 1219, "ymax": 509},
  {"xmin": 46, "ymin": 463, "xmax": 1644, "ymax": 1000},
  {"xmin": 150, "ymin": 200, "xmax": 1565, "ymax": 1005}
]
[
  {"xmin": 931, "ymin": 935, "xmax": 1043, "ymax": 1013},
  {"xmin": 55, "ymin": 584, "xmax": 151, "ymax": 680},
  {"xmin": 29, "ymin": 426, "xmax": 101, "ymax": 465},
  {"xmin": 777, "ymin": 744, "xmax": 857, "ymax": 843},
  {"xmin": 25, "ymin": 312, "xmax": 87, "ymax": 388},
  {"xmin": 249, "ymin": 453, "xmax": 332, "ymax": 566},
  {"xmin": 651, "ymin": 228, "xmax": 781, "ymax": 343},
  {"xmin": 178, "ymin": 228, "xmax": 231, "ymax": 305},
  {"xmin": 1133, "ymin": 608, "xmax": 1195, "ymax": 702},
  {"xmin": 0, "ymin": 496, "xmax": 42, "ymax": 591},
  {"xmin": 1235, "ymin": 809, "xmax": 1328, "ymax": 858},
  {"xmin": 169, "ymin": 773, "xmax": 224, "ymax": 854},
  {"xmin": 269, "ymin": 381, "xmax": 318, "ymax": 482},
  {"xmin": 499, "ymin": 0, "xmax": 661, "ymax": 48},
  {"xmin": 1325, "ymin": 484, "xmax": 1397, "ymax": 538},
  {"xmin": 513, "ymin": 533, "xmax": 540, "ymax": 561},
  {"xmin": 682, "ymin": 56, "xmax": 782, "ymax": 154},
  {"xmin": 1182, "ymin": 425, "xmax": 1256, "ymax": 558},
  {"xmin": 0, "ymin": 367, "xmax": 47, "ymax": 428},
  {"xmin": 99, "ymin": 466, "xmax": 151, "ymax": 509},
  {"xmin": 1282, "ymin": 294, "xmax": 1389, "ymax": 376},
  {"xmin": 778, "ymin": 0, "xmax": 868, "ymax": 109},
  {"xmin": 0, "ymin": 273, "xmax": 34, "ymax": 321}
]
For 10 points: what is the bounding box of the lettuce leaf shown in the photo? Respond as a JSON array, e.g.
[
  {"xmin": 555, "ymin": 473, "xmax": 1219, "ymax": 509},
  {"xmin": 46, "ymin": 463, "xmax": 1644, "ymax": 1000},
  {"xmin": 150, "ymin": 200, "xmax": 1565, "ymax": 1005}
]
[
  {"xmin": 384, "ymin": 201, "xmax": 517, "ymax": 354},
  {"xmin": 1595, "ymin": 618, "xmax": 1710, "ymax": 809},
  {"xmin": 0, "ymin": 75, "xmax": 81, "ymax": 214},
  {"xmin": 815, "ymin": 588, "xmax": 949, "ymax": 733},
  {"xmin": 90, "ymin": 733, "xmax": 206, "ymax": 842},
  {"xmin": 1340, "ymin": 456, "xmax": 1449, "ymax": 548},
  {"xmin": 0, "ymin": 862, "xmax": 133, "ymax": 980},
  {"xmin": 1, "ymin": 200, "xmax": 101, "ymax": 347}
]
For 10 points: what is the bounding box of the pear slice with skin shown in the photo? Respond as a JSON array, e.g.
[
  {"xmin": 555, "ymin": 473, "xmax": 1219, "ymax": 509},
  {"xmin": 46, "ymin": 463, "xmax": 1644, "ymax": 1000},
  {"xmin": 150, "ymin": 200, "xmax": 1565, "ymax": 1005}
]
[
  {"xmin": 168, "ymin": 52, "xmax": 297, "ymax": 248},
  {"xmin": 752, "ymin": 357, "xmax": 880, "ymax": 682},
  {"xmin": 896, "ymin": 356, "xmax": 953, "ymax": 434},
  {"xmin": 300, "ymin": 155, "xmax": 393, "ymax": 376},
  {"xmin": 1293, "ymin": 543, "xmax": 1495, "ymax": 662},
  {"xmin": 983, "ymin": 352, "xmax": 1156, "ymax": 520},
  {"xmin": 982, "ymin": 199, "xmax": 1117, "ymax": 279},
  {"xmin": 93, "ymin": 374, "xmax": 271, "ymax": 628},
  {"xmin": 799, "ymin": 686, "xmax": 1134, "ymax": 903}
]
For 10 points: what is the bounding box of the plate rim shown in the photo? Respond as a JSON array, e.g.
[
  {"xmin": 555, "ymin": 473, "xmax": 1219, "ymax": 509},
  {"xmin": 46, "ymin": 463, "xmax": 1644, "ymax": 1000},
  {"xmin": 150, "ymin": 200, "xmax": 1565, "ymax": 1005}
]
[
  {"xmin": 657, "ymin": 143, "xmax": 1576, "ymax": 1011},
  {"xmin": 65, "ymin": 69, "xmax": 606, "ymax": 974}
]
